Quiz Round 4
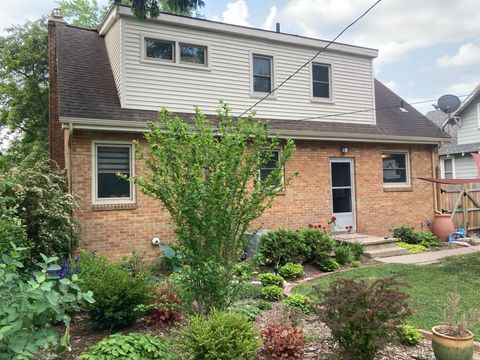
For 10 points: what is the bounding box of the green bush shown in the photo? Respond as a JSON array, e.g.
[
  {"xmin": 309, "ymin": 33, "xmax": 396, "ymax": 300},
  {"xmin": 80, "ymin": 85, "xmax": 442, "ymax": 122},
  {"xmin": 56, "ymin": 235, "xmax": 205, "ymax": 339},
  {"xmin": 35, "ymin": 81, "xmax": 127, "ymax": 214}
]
[
  {"xmin": 0, "ymin": 244, "xmax": 94, "ymax": 359},
  {"xmin": 349, "ymin": 241, "xmax": 365, "ymax": 261},
  {"xmin": 316, "ymin": 257, "xmax": 340, "ymax": 272},
  {"xmin": 317, "ymin": 277, "xmax": 411, "ymax": 360},
  {"xmin": 299, "ymin": 228, "xmax": 336, "ymax": 263},
  {"xmin": 78, "ymin": 333, "xmax": 175, "ymax": 360},
  {"xmin": 393, "ymin": 225, "xmax": 418, "ymax": 244},
  {"xmin": 334, "ymin": 245, "xmax": 352, "ymax": 265},
  {"xmin": 396, "ymin": 242, "xmax": 428, "ymax": 254},
  {"xmin": 415, "ymin": 231, "xmax": 441, "ymax": 247},
  {"xmin": 262, "ymin": 285, "xmax": 285, "ymax": 301},
  {"xmin": 228, "ymin": 302, "xmax": 262, "ymax": 321},
  {"xmin": 279, "ymin": 262, "xmax": 304, "ymax": 279},
  {"xmin": 180, "ymin": 310, "xmax": 261, "ymax": 360},
  {"xmin": 257, "ymin": 300, "xmax": 272, "ymax": 310},
  {"xmin": 233, "ymin": 262, "xmax": 255, "ymax": 282},
  {"xmin": 398, "ymin": 324, "xmax": 423, "ymax": 346},
  {"xmin": 259, "ymin": 228, "xmax": 305, "ymax": 265},
  {"xmin": 0, "ymin": 206, "xmax": 29, "ymax": 258},
  {"xmin": 233, "ymin": 283, "xmax": 263, "ymax": 301},
  {"xmin": 258, "ymin": 272, "xmax": 284, "ymax": 287},
  {"xmin": 284, "ymin": 294, "xmax": 312, "ymax": 314},
  {"xmin": 79, "ymin": 252, "xmax": 153, "ymax": 330}
]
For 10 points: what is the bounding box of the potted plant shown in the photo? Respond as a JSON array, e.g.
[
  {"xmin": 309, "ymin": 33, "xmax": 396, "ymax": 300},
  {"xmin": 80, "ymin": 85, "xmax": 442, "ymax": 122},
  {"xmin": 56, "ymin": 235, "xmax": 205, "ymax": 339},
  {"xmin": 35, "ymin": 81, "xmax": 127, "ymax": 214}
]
[{"xmin": 432, "ymin": 293, "xmax": 477, "ymax": 360}]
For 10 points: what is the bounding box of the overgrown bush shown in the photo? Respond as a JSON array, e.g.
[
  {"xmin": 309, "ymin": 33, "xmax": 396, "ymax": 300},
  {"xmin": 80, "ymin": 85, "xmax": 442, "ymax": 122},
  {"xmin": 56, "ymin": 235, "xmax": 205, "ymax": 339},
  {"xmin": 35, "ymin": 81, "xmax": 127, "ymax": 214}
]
[
  {"xmin": 299, "ymin": 228, "xmax": 336, "ymax": 263},
  {"xmin": 415, "ymin": 231, "xmax": 441, "ymax": 247},
  {"xmin": 78, "ymin": 333, "xmax": 175, "ymax": 360},
  {"xmin": 393, "ymin": 225, "xmax": 441, "ymax": 248},
  {"xmin": 261, "ymin": 323, "xmax": 306, "ymax": 360},
  {"xmin": 349, "ymin": 241, "xmax": 365, "ymax": 261},
  {"xmin": 334, "ymin": 245, "xmax": 352, "ymax": 265},
  {"xmin": 279, "ymin": 262, "xmax": 304, "ymax": 279},
  {"xmin": 79, "ymin": 252, "xmax": 153, "ymax": 329},
  {"xmin": 284, "ymin": 294, "xmax": 312, "ymax": 314},
  {"xmin": 398, "ymin": 324, "xmax": 423, "ymax": 346},
  {"xmin": 262, "ymin": 285, "xmax": 285, "ymax": 301},
  {"xmin": 316, "ymin": 257, "xmax": 340, "ymax": 272},
  {"xmin": 0, "ymin": 162, "xmax": 78, "ymax": 266},
  {"xmin": 0, "ymin": 203, "xmax": 29, "ymax": 257},
  {"xmin": 316, "ymin": 277, "xmax": 411, "ymax": 360},
  {"xmin": 180, "ymin": 310, "xmax": 261, "ymax": 360},
  {"xmin": 258, "ymin": 272, "xmax": 284, "ymax": 287},
  {"xmin": 0, "ymin": 244, "xmax": 94, "ymax": 359},
  {"xmin": 259, "ymin": 228, "xmax": 305, "ymax": 265}
]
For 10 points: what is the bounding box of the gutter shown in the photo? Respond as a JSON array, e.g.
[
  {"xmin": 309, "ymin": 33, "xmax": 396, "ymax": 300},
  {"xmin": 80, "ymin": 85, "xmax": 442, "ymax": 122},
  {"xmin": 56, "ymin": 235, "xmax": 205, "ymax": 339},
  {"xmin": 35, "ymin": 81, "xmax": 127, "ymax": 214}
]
[{"xmin": 60, "ymin": 116, "xmax": 451, "ymax": 145}]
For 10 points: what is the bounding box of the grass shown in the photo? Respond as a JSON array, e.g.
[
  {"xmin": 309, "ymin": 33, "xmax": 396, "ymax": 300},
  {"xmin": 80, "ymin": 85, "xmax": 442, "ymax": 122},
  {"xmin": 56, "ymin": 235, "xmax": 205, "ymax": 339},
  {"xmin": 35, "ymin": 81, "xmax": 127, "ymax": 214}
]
[{"xmin": 292, "ymin": 252, "xmax": 480, "ymax": 340}]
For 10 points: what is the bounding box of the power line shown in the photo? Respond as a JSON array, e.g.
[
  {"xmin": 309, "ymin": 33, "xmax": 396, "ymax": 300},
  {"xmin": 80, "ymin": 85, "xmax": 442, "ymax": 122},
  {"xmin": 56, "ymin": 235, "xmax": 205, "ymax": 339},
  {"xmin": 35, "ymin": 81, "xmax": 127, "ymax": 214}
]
[{"xmin": 238, "ymin": 0, "xmax": 383, "ymax": 118}]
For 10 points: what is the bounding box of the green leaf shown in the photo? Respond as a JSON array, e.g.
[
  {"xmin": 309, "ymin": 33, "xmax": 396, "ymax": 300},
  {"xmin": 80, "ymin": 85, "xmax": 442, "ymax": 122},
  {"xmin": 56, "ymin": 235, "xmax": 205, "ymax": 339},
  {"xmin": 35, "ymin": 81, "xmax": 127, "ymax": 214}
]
[
  {"xmin": 33, "ymin": 272, "xmax": 45, "ymax": 283},
  {"xmin": 47, "ymin": 264, "xmax": 62, "ymax": 271}
]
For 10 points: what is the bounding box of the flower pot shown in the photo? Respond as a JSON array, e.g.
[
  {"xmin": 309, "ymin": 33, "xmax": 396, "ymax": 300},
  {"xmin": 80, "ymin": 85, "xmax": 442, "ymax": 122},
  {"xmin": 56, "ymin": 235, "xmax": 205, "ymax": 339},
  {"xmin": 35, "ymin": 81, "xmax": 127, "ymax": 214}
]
[
  {"xmin": 432, "ymin": 325, "xmax": 474, "ymax": 360},
  {"xmin": 432, "ymin": 214, "xmax": 455, "ymax": 241}
]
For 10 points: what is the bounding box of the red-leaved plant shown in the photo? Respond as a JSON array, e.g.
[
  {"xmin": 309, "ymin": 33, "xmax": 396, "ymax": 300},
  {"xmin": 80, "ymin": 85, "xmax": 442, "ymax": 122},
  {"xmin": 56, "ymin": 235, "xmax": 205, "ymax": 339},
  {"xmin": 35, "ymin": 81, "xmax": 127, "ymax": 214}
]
[
  {"xmin": 261, "ymin": 322, "xmax": 306, "ymax": 360},
  {"xmin": 145, "ymin": 281, "xmax": 183, "ymax": 325}
]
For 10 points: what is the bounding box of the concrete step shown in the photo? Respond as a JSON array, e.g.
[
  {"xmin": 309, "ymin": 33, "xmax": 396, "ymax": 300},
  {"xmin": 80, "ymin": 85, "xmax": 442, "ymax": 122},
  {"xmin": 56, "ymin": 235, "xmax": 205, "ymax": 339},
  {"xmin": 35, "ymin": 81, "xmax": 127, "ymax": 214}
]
[
  {"xmin": 337, "ymin": 236, "xmax": 399, "ymax": 251},
  {"xmin": 365, "ymin": 247, "xmax": 409, "ymax": 258}
]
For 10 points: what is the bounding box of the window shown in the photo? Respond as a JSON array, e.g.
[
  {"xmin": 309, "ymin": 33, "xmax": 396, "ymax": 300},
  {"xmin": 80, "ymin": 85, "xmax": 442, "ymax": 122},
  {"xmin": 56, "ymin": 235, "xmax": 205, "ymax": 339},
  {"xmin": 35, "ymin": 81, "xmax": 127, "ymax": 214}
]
[
  {"xmin": 382, "ymin": 151, "xmax": 410, "ymax": 186},
  {"xmin": 94, "ymin": 143, "xmax": 134, "ymax": 203},
  {"xmin": 252, "ymin": 55, "xmax": 272, "ymax": 93},
  {"xmin": 180, "ymin": 43, "xmax": 206, "ymax": 65},
  {"xmin": 260, "ymin": 150, "xmax": 283, "ymax": 187},
  {"xmin": 145, "ymin": 38, "xmax": 174, "ymax": 61},
  {"xmin": 312, "ymin": 63, "xmax": 331, "ymax": 99},
  {"xmin": 442, "ymin": 158, "xmax": 455, "ymax": 179}
]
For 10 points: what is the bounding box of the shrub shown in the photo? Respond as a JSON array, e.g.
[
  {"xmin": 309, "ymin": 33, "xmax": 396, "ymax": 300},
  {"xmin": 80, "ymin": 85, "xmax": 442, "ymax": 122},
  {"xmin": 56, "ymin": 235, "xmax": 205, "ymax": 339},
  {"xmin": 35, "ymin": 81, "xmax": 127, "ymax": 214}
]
[
  {"xmin": 258, "ymin": 272, "xmax": 284, "ymax": 287},
  {"xmin": 259, "ymin": 228, "xmax": 305, "ymax": 265},
  {"xmin": 398, "ymin": 324, "xmax": 423, "ymax": 346},
  {"xmin": 415, "ymin": 231, "xmax": 441, "ymax": 247},
  {"xmin": 396, "ymin": 242, "xmax": 428, "ymax": 254},
  {"xmin": 0, "ymin": 206, "xmax": 29, "ymax": 259},
  {"xmin": 257, "ymin": 300, "xmax": 273, "ymax": 310},
  {"xmin": 299, "ymin": 228, "xmax": 336, "ymax": 263},
  {"xmin": 233, "ymin": 283, "xmax": 263, "ymax": 301},
  {"xmin": 79, "ymin": 252, "xmax": 153, "ymax": 329},
  {"xmin": 316, "ymin": 257, "xmax": 340, "ymax": 272},
  {"xmin": 334, "ymin": 245, "xmax": 352, "ymax": 265},
  {"xmin": 261, "ymin": 323, "xmax": 306, "ymax": 360},
  {"xmin": 262, "ymin": 285, "xmax": 285, "ymax": 301},
  {"xmin": 121, "ymin": 251, "xmax": 152, "ymax": 278},
  {"xmin": 279, "ymin": 262, "xmax": 304, "ymax": 279},
  {"xmin": 233, "ymin": 262, "xmax": 255, "ymax": 282},
  {"xmin": 349, "ymin": 241, "xmax": 365, "ymax": 261},
  {"xmin": 136, "ymin": 280, "xmax": 182, "ymax": 325},
  {"xmin": 284, "ymin": 294, "xmax": 312, "ymax": 314},
  {"xmin": 393, "ymin": 224, "xmax": 418, "ymax": 244},
  {"xmin": 78, "ymin": 333, "xmax": 175, "ymax": 360},
  {"xmin": 317, "ymin": 277, "xmax": 411, "ymax": 360},
  {"xmin": 228, "ymin": 302, "xmax": 262, "ymax": 321},
  {"xmin": 0, "ymin": 244, "xmax": 94, "ymax": 358},
  {"xmin": 180, "ymin": 310, "xmax": 261, "ymax": 360}
]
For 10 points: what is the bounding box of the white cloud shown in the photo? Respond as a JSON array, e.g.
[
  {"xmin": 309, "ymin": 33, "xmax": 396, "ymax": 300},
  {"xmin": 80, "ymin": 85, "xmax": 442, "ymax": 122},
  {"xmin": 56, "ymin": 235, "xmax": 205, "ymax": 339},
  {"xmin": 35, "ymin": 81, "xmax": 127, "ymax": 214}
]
[
  {"xmin": 262, "ymin": 6, "xmax": 278, "ymax": 30},
  {"xmin": 448, "ymin": 81, "xmax": 479, "ymax": 95},
  {"xmin": 0, "ymin": 0, "xmax": 55, "ymax": 34},
  {"xmin": 438, "ymin": 43, "xmax": 480, "ymax": 67},
  {"xmin": 221, "ymin": 0, "xmax": 251, "ymax": 27}
]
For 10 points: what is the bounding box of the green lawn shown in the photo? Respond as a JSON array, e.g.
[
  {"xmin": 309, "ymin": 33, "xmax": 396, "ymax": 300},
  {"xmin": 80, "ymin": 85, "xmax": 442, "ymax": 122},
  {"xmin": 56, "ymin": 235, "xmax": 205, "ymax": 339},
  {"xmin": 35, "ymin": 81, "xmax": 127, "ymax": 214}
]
[{"xmin": 293, "ymin": 252, "xmax": 480, "ymax": 340}]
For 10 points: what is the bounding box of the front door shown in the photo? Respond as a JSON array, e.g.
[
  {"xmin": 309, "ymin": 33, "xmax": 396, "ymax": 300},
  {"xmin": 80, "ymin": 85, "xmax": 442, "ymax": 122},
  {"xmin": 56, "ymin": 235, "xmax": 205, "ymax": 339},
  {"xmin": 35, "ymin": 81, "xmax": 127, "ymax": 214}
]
[{"xmin": 330, "ymin": 159, "xmax": 356, "ymax": 232}]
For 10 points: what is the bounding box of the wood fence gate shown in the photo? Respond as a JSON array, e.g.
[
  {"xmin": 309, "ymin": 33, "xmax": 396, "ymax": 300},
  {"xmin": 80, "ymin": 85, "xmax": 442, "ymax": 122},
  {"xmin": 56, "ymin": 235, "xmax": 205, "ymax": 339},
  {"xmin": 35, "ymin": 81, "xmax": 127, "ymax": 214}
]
[{"xmin": 438, "ymin": 183, "xmax": 480, "ymax": 233}]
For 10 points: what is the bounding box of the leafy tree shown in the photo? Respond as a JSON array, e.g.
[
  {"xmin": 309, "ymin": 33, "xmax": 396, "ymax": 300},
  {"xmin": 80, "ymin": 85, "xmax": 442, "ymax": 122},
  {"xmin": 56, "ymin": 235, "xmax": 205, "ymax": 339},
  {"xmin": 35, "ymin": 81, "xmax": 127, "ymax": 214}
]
[
  {"xmin": 58, "ymin": 0, "xmax": 108, "ymax": 28},
  {"xmin": 113, "ymin": 0, "xmax": 205, "ymax": 19},
  {"xmin": 0, "ymin": 19, "xmax": 49, "ymax": 169}
]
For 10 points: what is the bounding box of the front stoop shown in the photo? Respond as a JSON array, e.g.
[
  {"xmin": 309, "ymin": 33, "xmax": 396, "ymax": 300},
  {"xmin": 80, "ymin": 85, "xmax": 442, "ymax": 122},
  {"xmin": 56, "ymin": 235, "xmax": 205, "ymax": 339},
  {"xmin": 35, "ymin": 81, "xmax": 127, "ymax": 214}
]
[{"xmin": 335, "ymin": 233, "xmax": 408, "ymax": 258}]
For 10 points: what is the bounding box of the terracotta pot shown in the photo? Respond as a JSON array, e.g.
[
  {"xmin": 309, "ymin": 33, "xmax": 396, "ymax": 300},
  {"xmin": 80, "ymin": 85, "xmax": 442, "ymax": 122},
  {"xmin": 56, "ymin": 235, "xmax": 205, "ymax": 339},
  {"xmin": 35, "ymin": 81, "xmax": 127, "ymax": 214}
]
[
  {"xmin": 432, "ymin": 214, "xmax": 455, "ymax": 241},
  {"xmin": 432, "ymin": 325, "xmax": 474, "ymax": 360}
]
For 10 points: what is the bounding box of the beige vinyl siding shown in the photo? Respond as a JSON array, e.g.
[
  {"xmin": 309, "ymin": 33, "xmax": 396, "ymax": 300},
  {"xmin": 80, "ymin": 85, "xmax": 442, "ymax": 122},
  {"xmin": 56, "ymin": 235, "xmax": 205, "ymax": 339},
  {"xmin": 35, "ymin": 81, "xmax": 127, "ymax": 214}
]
[
  {"xmin": 104, "ymin": 18, "xmax": 124, "ymax": 104},
  {"xmin": 454, "ymin": 155, "xmax": 477, "ymax": 179},
  {"xmin": 457, "ymin": 96, "xmax": 480, "ymax": 145},
  {"xmin": 119, "ymin": 17, "xmax": 376, "ymax": 124}
]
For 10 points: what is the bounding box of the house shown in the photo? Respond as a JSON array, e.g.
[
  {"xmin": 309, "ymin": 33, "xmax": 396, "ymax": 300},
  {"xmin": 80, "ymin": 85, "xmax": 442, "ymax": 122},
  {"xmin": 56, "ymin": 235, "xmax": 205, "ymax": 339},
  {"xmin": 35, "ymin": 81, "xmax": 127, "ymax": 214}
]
[
  {"xmin": 436, "ymin": 85, "xmax": 480, "ymax": 179},
  {"xmin": 48, "ymin": 5, "xmax": 449, "ymax": 258}
]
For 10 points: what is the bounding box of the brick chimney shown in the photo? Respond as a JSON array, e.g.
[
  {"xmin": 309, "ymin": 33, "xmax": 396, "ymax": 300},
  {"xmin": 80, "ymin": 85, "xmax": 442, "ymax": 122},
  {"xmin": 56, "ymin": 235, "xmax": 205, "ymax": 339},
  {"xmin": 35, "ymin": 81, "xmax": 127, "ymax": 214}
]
[{"xmin": 48, "ymin": 9, "xmax": 66, "ymax": 168}]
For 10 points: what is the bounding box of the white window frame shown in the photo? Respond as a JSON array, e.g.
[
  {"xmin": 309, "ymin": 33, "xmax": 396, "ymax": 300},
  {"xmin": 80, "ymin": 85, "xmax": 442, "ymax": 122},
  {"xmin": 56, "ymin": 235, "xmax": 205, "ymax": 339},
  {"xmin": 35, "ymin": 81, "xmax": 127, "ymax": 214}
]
[
  {"xmin": 310, "ymin": 62, "xmax": 334, "ymax": 103},
  {"xmin": 140, "ymin": 33, "xmax": 211, "ymax": 70},
  {"xmin": 381, "ymin": 150, "xmax": 411, "ymax": 188},
  {"xmin": 250, "ymin": 52, "xmax": 276, "ymax": 98},
  {"xmin": 441, "ymin": 157, "xmax": 456, "ymax": 179},
  {"xmin": 92, "ymin": 141, "xmax": 136, "ymax": 205},
  {"xmin": 259, "ymin": 149, "xmax": 284, "ymax": 188}
]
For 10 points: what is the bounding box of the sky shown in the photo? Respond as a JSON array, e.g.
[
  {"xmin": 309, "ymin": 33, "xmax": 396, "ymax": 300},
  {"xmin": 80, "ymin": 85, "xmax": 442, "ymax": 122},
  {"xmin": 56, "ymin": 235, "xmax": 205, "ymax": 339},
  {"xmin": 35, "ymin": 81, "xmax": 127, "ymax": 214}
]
[{"xmin": 1, "ymin": 0, "xmax": 479, "ymax": 115}]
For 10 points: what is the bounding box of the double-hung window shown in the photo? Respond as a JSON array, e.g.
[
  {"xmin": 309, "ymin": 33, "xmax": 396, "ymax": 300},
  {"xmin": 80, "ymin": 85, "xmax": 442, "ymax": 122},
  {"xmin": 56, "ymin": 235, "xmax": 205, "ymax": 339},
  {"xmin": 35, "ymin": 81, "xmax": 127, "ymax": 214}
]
[
  {"xmin": 312, "ymin": 63, "xmax": 331, "ymax": 99},
  {"xmin": 382, "ymin": 151, "xmax": 410, "ymax": 187},
  {"xmin": 252, "ymin": 55, "xmax": 272, "ymax": 93},
  {"xmin": 259, "ymin": 149, "xmax": 284, "ymax": 188},
  {"xmin": 442, "ymin": 158, "xmax": 455, "ymax": 179},
  {"xmin": 94, "ymin": 143, "xmax": 134, "ymax": 204}
]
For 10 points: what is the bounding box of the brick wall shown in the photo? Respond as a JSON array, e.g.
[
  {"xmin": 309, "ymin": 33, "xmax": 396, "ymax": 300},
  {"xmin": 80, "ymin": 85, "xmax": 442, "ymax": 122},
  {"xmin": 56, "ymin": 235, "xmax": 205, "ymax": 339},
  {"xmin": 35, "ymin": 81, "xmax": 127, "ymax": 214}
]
[{"xmin": 71, "ymin": 130, "xmax": 435, "ymax": 259}]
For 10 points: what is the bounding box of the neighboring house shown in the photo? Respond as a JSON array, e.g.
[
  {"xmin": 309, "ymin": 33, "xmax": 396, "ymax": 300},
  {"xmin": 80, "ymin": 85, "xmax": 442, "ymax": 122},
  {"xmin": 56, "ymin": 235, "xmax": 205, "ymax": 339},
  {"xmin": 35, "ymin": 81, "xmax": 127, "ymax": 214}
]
[
  {"xmin": 435, "ymin": 85, "xmax": 480, "ymax": 179},
  {"xmin": 48, "ymin": 6, "xmax": 449, "ymax": 258}
]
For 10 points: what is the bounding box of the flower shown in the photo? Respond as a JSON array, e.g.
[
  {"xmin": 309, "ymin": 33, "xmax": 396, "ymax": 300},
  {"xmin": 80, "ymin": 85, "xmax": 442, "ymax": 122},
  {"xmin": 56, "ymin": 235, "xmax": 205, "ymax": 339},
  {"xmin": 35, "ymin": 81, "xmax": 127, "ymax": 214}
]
[{"xmin": 331, "ymin": 216, "xmax": 336, "ymax": 222}]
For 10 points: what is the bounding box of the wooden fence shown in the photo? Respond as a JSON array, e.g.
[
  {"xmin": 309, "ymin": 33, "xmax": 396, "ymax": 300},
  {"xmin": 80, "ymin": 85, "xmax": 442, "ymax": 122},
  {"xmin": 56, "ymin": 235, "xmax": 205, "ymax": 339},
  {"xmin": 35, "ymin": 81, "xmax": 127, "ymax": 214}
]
[{"xmin": 438, "ymin": 182, "xmax": 480, "ymax": 233}]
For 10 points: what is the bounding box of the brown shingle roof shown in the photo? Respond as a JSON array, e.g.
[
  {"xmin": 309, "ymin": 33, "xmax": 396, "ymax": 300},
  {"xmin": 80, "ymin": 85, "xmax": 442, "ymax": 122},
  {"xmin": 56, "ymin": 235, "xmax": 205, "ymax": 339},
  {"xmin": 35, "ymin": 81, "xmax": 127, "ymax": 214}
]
[{"xmin": 56, "ymin": 23, "xmax": 449, "ymax": 141}]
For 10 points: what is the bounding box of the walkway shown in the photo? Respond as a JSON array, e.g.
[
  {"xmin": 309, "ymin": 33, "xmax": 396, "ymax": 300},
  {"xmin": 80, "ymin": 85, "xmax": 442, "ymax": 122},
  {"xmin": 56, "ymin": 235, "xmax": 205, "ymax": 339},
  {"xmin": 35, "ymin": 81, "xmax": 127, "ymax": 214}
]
[{"xmin": 376, "ymin": 245, "xmax": 480, "ymax": 265}]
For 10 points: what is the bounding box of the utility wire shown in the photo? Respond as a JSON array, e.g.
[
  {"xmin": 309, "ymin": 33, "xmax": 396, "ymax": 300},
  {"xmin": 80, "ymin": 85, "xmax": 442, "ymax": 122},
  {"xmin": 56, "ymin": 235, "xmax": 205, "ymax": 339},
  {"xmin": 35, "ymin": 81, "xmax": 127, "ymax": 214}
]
[{"xmin": 238, "ymin": 0, "xmax": 383, "ymax": 118}]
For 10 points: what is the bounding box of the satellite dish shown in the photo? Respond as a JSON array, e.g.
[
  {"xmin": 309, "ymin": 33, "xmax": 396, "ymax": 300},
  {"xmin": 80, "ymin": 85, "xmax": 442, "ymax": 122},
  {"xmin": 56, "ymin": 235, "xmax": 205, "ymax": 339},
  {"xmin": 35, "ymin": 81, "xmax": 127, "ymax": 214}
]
[{"xmin": 437, "ymin": 94, "xmax": 461, "ymax": 114}]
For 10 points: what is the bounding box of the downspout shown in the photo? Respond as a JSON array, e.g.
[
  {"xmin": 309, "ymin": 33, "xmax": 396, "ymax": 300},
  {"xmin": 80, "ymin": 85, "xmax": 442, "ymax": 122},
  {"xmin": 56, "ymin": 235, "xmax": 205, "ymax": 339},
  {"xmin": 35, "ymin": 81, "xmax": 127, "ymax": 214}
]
[{"xmin": 432, "ymin": 143, "xmax": 443, "ymax": 215}]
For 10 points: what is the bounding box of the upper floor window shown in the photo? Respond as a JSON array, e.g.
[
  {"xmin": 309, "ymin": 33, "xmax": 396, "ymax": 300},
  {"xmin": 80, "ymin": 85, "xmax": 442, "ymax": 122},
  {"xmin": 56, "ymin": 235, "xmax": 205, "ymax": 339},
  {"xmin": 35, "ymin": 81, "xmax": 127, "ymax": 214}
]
[
  {"xmin": 93, "ymin": 143, "xmax": 135, "ymax": 204},
  {"xmin": 382, "ymin": 151, "xmax": 410, "ymax": 187},
  {"xmin": 312, "ymin": 63, "xmax": 331, "ymax": 99},
  {"xmin": 252, "ymin": 55, "xmax": 272, "ymax": 93},
  {"xmin": 180, "ymin": 43, "xmax": 206, "ymax": 65},
  {"xmin": 145, "ymin": 38, "xmax": 174, "ymax": 61}
]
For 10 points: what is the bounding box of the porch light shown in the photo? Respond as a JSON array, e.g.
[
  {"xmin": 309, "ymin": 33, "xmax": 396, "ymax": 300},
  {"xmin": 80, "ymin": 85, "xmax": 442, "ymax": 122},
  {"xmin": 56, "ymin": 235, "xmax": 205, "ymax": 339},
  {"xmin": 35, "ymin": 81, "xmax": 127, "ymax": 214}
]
[{"xmin": 341, "ymin": 147, "xmax": 349, "ymax": 154}]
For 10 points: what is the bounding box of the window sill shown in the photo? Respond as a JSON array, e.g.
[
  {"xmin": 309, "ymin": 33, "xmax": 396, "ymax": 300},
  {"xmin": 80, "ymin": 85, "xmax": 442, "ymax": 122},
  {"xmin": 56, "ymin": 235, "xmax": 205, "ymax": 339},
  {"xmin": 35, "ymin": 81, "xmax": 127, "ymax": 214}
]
[
  {"xmin": 140, "ymin": 58, "xmax": 211, "ymax": 71},
  {"xmin": 310, "ymin": 98, "xmax": 335, "ymax": 105},
  {"xmin": 383, "ymin": 186, "xmax": 413, "ymax": 192},
  {"xmin": 92, "ymin": 203, "xmax": 137, "ymax": 211},
  {"xmin": 250, "ymin": 93, "xmax": 277, "ymax": 100}
]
